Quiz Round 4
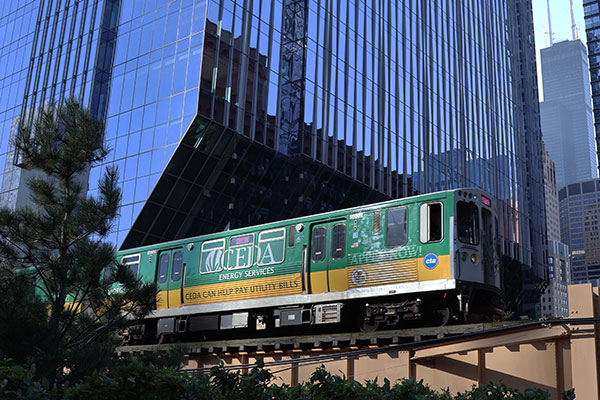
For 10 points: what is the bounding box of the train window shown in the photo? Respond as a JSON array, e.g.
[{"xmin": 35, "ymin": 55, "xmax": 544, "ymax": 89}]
[
  {"xmin": 121, "ymin": 254, "xmax": 140, "ymax": 279},
  {"xmin": 288, "ymin": 226, "xmax": 295, "ymax": 247},
  {"xmin": 312, "ymin": 227, "xmax": 326, "ymax": 262},
  {"xmin": 200, "ymin": 239, "xmax": 226, "ymax": 273},
  {"xmin": 158, "ymin": 253, "xmax": 169, "ymax": 283},
  {"xmin": 332, "ymin": 224, "xmax": 346, "ymax": 259},
  {"xmin": 228, "ymin": 233, "xmax": 254, "ymax": 270},
  {"xmin": 385, "ymin": 207, "xmax": 408, "ymax": 247},
  {"xmin": 171, "ymin": 251, "xmax": 183, "ymax": 281},
  {"xmin": 457, "ymin": 201, "xmax": 480, "ymax": 245},
  {"xmin": 419, "ymin": 203, "xmax": 443, "ymax": 243},
  {"xmin": 257, "ymin": 228, "xmax": 286, "ymax": 266}
]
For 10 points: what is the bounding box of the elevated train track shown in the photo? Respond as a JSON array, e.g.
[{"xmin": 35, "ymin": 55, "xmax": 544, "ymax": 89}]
[{"xmin": 117, "ymin": 320, "xmax": 524, "ymax": 359}]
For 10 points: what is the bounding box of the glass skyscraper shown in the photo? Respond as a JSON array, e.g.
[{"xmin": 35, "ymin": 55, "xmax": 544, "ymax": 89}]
[
  {"xmin": 559, "ymin": 179, "xmax": 600, "ymax": 284},
  {"xmin": 584, "ymin": 0, "xmax": 600, "ymax": 175},
  {"xmin": 540, "ymin": 40, "xmax": 598, "ymax": 189},
  {"xmin": 0, "ymin": 1, "xmax": 547, "ymax": 313}
]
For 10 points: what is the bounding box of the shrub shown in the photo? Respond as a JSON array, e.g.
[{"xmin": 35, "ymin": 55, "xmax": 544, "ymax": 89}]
[{"xmin": 0, "ymin": 358, "xmax": 571, "ymax": 400}]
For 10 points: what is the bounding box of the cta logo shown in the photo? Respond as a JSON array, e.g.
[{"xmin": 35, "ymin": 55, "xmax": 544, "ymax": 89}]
[{"xmin": 423, "ymin": 253, "xmax": 439, "ymax": 269}]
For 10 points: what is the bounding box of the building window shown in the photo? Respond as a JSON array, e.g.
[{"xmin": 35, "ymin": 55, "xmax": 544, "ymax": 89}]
[
  {"xmin": 585, "ymin": 3, "xmax": 599, "ymax": 15},
  {"xmin": 587, "ymin": 15, "xmax": 600, "ymax": 29}
]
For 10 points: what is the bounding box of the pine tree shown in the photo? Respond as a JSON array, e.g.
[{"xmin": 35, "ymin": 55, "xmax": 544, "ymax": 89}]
[{"xmin": 0, "ymin": 99, "xmax": 156, "ymax": 384}]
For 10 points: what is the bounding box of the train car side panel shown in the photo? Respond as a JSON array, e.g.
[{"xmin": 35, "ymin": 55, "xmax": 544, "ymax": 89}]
[
  {"xmin": 416, "ymin": 254, "xmax": 451, "ymax": 281},
  {"xmin": 181, "ymin": 226, "xmax": 306, "ymax": 305},
  {"xmin": 415, "ymin": 196, "xmax": 452, "ymax": 282}
]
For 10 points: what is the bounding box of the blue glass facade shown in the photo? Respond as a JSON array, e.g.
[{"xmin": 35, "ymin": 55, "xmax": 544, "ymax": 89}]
[
  {"xmin": 584, "ymin": 0, "xmax": 600, "ymax": 176},
  {"xmin": 540, "ymin": 40, "xmax": 598, "ymax": 189},
  {"xmin": 95, "ymin": 0, "xmax": 206, "ymax": 245},
  {"xmin": 559, "ymin": 179, "xmax": 600, "ymax": 283},
  {"xmin": 0, "ymin": 0, "xmax": 548, "ymax": 310},
  {"xmin": 0, "ymin": 0, "xmax": 117, "ymax": 208}
]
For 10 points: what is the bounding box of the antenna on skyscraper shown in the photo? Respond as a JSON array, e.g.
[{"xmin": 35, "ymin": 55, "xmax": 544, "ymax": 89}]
[
  {"xmin": 547, "ymin": 0, "xmax": 554, "ymax": 45},
  {"xmin": 569, "ymin": 0, "xmax": 579, "ymax": 40}
]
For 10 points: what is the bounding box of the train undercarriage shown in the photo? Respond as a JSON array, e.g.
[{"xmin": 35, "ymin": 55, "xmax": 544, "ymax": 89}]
[{"xmin": 121, "ymin": 283, "xmax": 502, "ymax": 345}]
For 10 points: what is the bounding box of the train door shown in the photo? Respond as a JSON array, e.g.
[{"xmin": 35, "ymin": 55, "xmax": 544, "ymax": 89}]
[
  {"xmin": 309, "ymin": 220, "xmax": 347, "ymax": 293},
  {"xmin": 455, "ymin": 201, "xmax": 484, "ymax": 283},
  {"xmin": 156, "ymin": 248, "xmax": 184, "ymax": 309},
  {"xmin": 481, "ymin": 208, "xmax": 497, "ymax": 286}
]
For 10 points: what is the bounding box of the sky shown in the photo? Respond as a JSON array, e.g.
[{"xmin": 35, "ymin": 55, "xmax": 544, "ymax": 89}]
[{"xmin": 532, "ymin": 0, "xmax": 587, "ymax": 101}]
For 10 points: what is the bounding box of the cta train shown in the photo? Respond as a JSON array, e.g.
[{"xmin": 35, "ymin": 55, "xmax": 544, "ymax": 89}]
[{"xmin": 116, "ymin": 188, "xmax": 502, "ymax": 342}]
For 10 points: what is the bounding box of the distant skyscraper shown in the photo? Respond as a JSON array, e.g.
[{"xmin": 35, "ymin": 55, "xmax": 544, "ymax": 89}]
[
  {"xmin": 543, "ymin": 143, "xmax": 561, "ymax": 241},
  {"xmin": 559, "ymin": 179, "xmax": 600, "ymax": 284},
  {"xmin": 0, "ymin": 1, "xmax": 547, "ymax": 314},
  {"xmin": 540, "ymin": 40, "xmax": 598, "ymax": 189},
  {"xmin": 539, "ymin": 240, "xmax": 570, "ymax": 317},
  {"xmin": 539, "ymin": 143, "xmax": 569, "ymax": 318}
]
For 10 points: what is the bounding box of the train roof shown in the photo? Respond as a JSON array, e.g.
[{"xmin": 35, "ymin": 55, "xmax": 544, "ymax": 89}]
[{"xmin": 117, "ymin": 188, "xmax": 482, "ymax": 255}]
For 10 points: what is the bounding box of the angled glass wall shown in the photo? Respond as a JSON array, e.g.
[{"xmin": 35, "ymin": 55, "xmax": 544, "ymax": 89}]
[
  {"xmin": 127, "ymin": 0, "xmax": 534, "ymax": 267},
  {"xmin": 0, "ymin": 0, "xmax": 547, "ymax": 295}
]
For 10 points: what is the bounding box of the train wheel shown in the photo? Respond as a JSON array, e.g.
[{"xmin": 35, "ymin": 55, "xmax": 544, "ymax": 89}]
[
  {"xmin": 435, "ymin": 305, "xmax": 452, "ymax": 326},
  {"xmin": 360, "ymin": 320, "xmax": 380, "ymax": 333},
  {"xmin": 425, "ymin": 303, "xmax": 453, "ymax": 327}
]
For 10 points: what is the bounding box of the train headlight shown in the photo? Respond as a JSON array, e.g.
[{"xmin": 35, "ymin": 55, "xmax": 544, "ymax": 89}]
[
  {"xmin": 461, "ymin": 252, "xmax": 468, "ymax": 261},
  {"xmin": 471, "ymin": 253, "xmax": 478, "ymax": 263}
]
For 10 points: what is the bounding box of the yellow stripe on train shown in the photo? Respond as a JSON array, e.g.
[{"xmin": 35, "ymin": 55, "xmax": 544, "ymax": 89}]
[
  {"xmin": 156, "ymin": 255, "xmax": 451, "ymax": 309},
  {"xmin": 341, "ymin": 255, "xmax": 450, "ymax": 291},
  {"xmin": 178, "ymin": 273, "xmax": 303, "ymax": 307}
]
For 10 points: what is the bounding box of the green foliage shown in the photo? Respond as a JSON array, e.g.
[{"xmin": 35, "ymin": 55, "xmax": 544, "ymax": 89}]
[
  {"xmin": 63, "ymin": 358, "xmax": 210, "ymax": 400},
  {"xmin": 455, "ymin": 381, "xmax": 552, "ymax": 400},
  {"xmin": 0, "ymin": 358, "xmax": 573, "ymax": 400},
  {"xmin": 125, "ymin": 346, "xmax": 188, "ymax": 370},
  {"xmin": 0, "ymin": 271, "xmax": 49, "ymax": 367},
  {"xmin": 0, "ymin": 99, "xmax": 156, "ymax": 384},
  {"xmin": 0, "ymin": 360, "xmax": 59, "ymax": 400}
]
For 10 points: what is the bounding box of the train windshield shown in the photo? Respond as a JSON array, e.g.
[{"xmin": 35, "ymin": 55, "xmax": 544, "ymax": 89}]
[{"xmin": 457, "ymin": 202, "xmax": 479, "ymax": 245}]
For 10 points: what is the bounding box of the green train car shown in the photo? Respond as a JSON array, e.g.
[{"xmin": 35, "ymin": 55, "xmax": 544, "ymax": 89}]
[{"xmin": 117, "ymin": 188, "xmax": 501, "ymax": 340}]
